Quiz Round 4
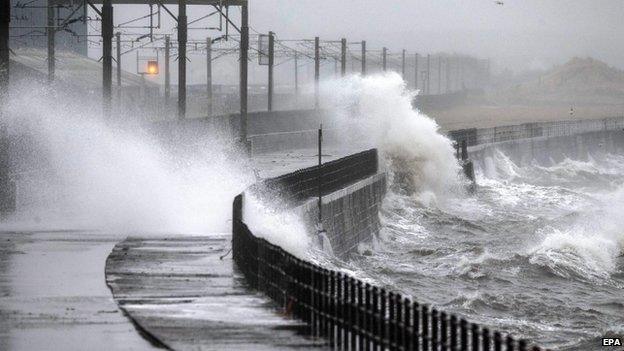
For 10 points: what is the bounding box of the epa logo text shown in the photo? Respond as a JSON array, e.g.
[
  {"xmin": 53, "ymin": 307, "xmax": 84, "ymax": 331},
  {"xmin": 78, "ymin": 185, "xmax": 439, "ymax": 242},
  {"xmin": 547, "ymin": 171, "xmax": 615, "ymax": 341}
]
[{"xmin": 602, "ymin": 338, "xmax": 622, "ymax": 347}]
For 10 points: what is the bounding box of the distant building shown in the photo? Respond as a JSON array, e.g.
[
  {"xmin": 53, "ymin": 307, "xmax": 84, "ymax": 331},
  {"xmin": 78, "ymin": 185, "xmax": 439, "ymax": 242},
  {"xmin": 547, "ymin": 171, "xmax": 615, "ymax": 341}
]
[{"xmin": 9, "ymin": 0, "xmax": 88, "ymax": 56}]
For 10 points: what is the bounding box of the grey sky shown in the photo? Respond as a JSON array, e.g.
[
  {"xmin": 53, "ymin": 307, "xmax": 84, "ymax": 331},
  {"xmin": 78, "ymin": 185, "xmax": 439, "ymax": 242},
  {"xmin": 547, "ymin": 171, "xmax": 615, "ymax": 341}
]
[{"xmin": 96, "ymin": 0, "xmax": 624, "ymax": 84}]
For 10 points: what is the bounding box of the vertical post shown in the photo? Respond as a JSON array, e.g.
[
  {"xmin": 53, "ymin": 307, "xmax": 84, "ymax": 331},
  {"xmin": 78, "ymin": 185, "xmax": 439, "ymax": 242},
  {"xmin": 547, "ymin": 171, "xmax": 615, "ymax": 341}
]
[
  {"xmin": 438, "ymin": 56, "xmax": 442, "ymax": 94},
  {"xmin": 317, "ymin": 124, "xmax": 322, "ymax": 223},
  {"xmin": 115, "ymin": 32, "xmax": 121, "ymax": 113},
  {"xmin": 0, "ymin": 0, "xmax": 9, "ymax": 103},
  {"xmin": 294, "ymin": 51, "xmax": 299, "ymax": 96},
  {"xmin": 382, "ymin": 47, "xmax": 387, "ymax": 72},
  {"xmin": 164, "ymin": 35, "xmax": 170, "ymax": 103},
  {"xmin": 177, "ymin": 0, "xmax": 187, "ymax": 120},
  {"xmin": 206, "ymin": 36, "xmax": 213, "ymax": 116},
  {"xmin": 414, "ymin": 53, "xmax": 419, "ymax": 90},
  {"xmin": 240, "ymin": 4, "xmax": 249, "ymax": 148},
  {"xmin": 426, "ymin": 54, "xmax": 431, "ymax": 95},
  {"xmin": 361, "ymin": 40, "xmax": 366, "ymax": 76},
  {"xmin": 116, "ymin": 32, "xmax": 121, "ymax": 86},
  {"xmin": 340, "ymin": 38, "xmax": 346, "ymax": 77},
  {"xmin": 102, "ymin": 0, "xmax": 113, "ymax": 117},
  {"xmin": 446, "ymin": 57, "xmax": 451, "ymax": 93},
  {"xmin": 47, "ymin": 1, "xmax": 55, "ymax": 83},
  {"xmin": 401, "ymin": 49, "xmax": 406, "ymax": 80},
  {"xmin": 314, "ymin": 36, "xmax": 320, "ymax": 110},
  {"xmin": 267, "ymin": 31, "xmax": 274, "ymax": 111}
]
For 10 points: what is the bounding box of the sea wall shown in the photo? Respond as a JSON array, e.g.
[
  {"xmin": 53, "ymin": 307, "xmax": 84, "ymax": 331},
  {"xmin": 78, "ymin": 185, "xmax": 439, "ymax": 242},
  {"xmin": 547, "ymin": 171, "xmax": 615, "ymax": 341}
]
[
  {"xmin": 299, "ymin": 173, "xmax": 386, "ymax": 257},
  {"xmin": 241, "ymin": 149, "xmax": 385, "ymax": 256}
]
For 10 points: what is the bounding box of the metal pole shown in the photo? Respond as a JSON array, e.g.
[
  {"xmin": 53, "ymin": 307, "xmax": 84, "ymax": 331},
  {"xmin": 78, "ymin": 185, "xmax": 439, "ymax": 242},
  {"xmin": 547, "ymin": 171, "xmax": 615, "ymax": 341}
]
[
  {"xmin": 426, "ymin": 54, "xmax": 431, "ymax": 95},
  {"xmin": 361, "ymin": 40, "xmax": 366, "ymax": 76},
  {"xmin": 340, "ymin": 38, "xmax": 346, "ymax": 77},
  {"xmin": 318, "ymin": 124, "xmax": 322, "ymax": 223},
  {"xmin": 102, "ymin": 0, "xmax": 113, "ymax": 117},
  {"xmin": 116, "ymin": 32, "xmax": 121, "ymax": 86},
  {"xmin": 239, "ymin": 3, "xmax": 249, "ymax": 149},
  {"xmin": 177, "ymin": 0, "xmax": 187, "ymax": 119},
  {"xmin": 414, "ymin": 53, "xmax": 419, "ymax": 90},
  {"xmin": 206, "ymin": 36, "xmax": 213, "ymax": 116},
  {"xmin": 164, "ymin": 35, "xmax": 170, "ymax": 103},
  {"xmin": 314, "ymin": 36, "xmax": 320, "ymax": 110},
  {"xmin": 267, "ymin": 31, "xmax": 274, "ymax": 111},
  {"xmin": 47, "ymin": 1, "xmax": 55, "ymax": 83},
  {"xmin": 446, "ymin": 57, "xmax": 451, "ymax": 93},
  {"xmin": 0, "ymin": 0, "xmax": 8, "ymax": 111},
  {"xmin": 115, "ymin": 32, "xmax": 121, "ymax": 113},
  {"xmin": 382, "ymin": 47, "xmax": 387, "ymax": 72},
  {"xmin": 438, "ymin": 56, "xmax": 442, "ymax": 94},
  {"xmin": 294, "ymin": 51, "xmax": 299, "ymax": 96},
  {"xmin": 401, "ymin": 49, "xmax": 406, "ymax": 80}
]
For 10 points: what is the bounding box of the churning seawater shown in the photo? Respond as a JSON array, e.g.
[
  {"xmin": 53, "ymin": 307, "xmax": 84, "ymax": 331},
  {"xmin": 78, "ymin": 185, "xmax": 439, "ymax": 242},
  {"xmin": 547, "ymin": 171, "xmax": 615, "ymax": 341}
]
[{"xmin": 348, "ymin": 149, "xmax": 624, "ymax": 350}]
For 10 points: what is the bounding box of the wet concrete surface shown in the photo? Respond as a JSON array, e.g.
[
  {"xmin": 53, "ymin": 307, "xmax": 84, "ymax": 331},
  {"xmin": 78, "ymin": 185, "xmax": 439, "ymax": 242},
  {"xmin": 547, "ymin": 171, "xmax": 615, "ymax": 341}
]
[
  {"xmin": 0, "ymin": 231, "xmax": 161, "ymax": 351},
  {"xmin": 105, "ymin": 235, "xmax": 327, "ymax": 350}
]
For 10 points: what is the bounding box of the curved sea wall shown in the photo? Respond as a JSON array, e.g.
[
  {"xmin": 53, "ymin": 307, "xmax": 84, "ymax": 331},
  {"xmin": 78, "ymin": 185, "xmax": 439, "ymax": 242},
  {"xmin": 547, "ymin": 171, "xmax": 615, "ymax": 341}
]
[{"xmin": 233, "ymin": 149, "xmax": 539, "ymax": 350}]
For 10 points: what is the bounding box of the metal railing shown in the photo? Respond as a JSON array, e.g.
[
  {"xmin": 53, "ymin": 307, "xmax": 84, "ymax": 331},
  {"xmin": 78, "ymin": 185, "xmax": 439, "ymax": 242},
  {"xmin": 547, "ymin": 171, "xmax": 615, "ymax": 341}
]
[
  {"xmin": 448, "ymin": 115, "xmax": 624, "ymax": 147},
  {"xmin": 232, "ymin": 151, "xmax": 545, "ymax": 351}
]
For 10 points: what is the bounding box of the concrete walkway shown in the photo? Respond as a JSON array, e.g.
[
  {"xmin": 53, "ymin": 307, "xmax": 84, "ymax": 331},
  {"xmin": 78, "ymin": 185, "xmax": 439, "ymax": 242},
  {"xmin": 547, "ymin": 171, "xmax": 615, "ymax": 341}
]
[
  {"xmin": 105, "ymin": 235, "xmax": 327, "ymax": 350},
  {"xmin": 0, "ymin": 231, "xmax": 161, "ymax": 351}
]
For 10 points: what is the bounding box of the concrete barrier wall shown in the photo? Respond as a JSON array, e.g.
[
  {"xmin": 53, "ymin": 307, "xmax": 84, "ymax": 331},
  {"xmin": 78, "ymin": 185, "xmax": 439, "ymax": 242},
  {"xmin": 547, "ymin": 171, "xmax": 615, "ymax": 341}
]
[
  {"xmin": 244, "ymin": 149, "xmax": 386, "ymax": 257},
  {"xmin": 299, "ymin": 172, "xmax": 386, "ymax": 257}
]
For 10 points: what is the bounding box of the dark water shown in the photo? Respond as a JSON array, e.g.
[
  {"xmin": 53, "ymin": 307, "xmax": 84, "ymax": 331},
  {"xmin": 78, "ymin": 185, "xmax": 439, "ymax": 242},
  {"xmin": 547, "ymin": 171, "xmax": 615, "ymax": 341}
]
[{"xmin": 349, "ymin": 149, "xmax": 624, "ymax": 350}]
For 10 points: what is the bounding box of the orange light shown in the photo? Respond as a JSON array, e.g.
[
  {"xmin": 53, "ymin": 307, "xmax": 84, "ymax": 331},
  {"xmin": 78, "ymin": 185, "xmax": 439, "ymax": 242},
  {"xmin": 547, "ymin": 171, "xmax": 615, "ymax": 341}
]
[{"xmin": 147, "ymin": 60, "xmax": 159, "ymax": 75}]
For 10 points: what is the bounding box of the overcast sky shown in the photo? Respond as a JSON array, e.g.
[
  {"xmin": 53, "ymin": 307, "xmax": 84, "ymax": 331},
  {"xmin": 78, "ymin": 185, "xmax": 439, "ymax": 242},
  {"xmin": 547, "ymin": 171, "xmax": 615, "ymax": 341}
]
[
  {"xmin": 95, "ymin": 0, "xmax": 624, "ymax": 84},
  {"xmin": 246, "ymin": 0, "xmax": 622, "ymax": 71}
]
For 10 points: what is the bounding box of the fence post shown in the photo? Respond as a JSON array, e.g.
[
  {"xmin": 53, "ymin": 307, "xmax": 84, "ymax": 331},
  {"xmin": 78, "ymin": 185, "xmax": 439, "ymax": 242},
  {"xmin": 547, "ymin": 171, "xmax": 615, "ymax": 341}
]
[
  {"xmin": 519, "ymin": 340, "xmax": 528, "ymax": 351},
  {"xmin": 372, "ymin": 287, "xmax": 380, "ymax": 350},
  {"xmin": 336, "ymin": 272, "xmax": 344, "ymax": 350},
  {"xmin": 460, "ymin": 319, "xmax": 468, "ymax": 351},
  {"xmin": 432, "ymin": 309, "xmax": 439, "ymax": 350},
  {"xmin": 357, "ymin": 281, "xmax": 365, "ymax": 350},
  {"xmin": 482, "ymin": 328, "xmax": 490, "ymax": 351},
  {"xmin": 364, "ymin": 283, "xmax": 372, "ymax": 351},
  {"xmin": 329, "ymin": 271, "xmax": 336, "ymax": 346},
  {"xmin": 450, "ymin": 315, "xmax": 458, "ymax": 351},
  {"xmin": 412, "ymin": 303, "xmax": 420, "ymax": 351},
  {"xmin": 506, "ymin": 335, "xmax": 515, "ymax": 351},
  {"xmin": 403, "ymin": 298, "xmax": 411, "ymax": 351},
  {"xmin": 350, "ymin": 277, "xmax": 357, "ymax": 350},
  {"xmin": 388, "ymin": 292, "xmax": 396, "ymax": 349},
  {"xmin": 440, "ymin": 312, "xmax": 448, "ymax": 351},
  {"xmin": 471, "ymin": 324, "xmax": 480, "ymax": 351},
  {"xmin": 422, "ymin": 305, "xmax": 429, "ymax": 351},
  {"xmin": 396, "ymin": 294, "xmax": 403, "ymax": 349},
  {"xmin": 380, "ymin": 289, "xmax": 388, "ymax": 350},
  {"xmin": 494, "ymin": 332, "xmax": 502, "ymax": 351}
]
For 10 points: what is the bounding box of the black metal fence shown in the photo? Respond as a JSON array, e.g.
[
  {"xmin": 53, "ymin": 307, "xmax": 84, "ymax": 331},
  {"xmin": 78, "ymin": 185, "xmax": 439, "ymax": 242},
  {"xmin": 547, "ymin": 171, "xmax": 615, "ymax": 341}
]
[{"xmin": 232, "ymin": 151, "xmax": 546, "ymax": 351}]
